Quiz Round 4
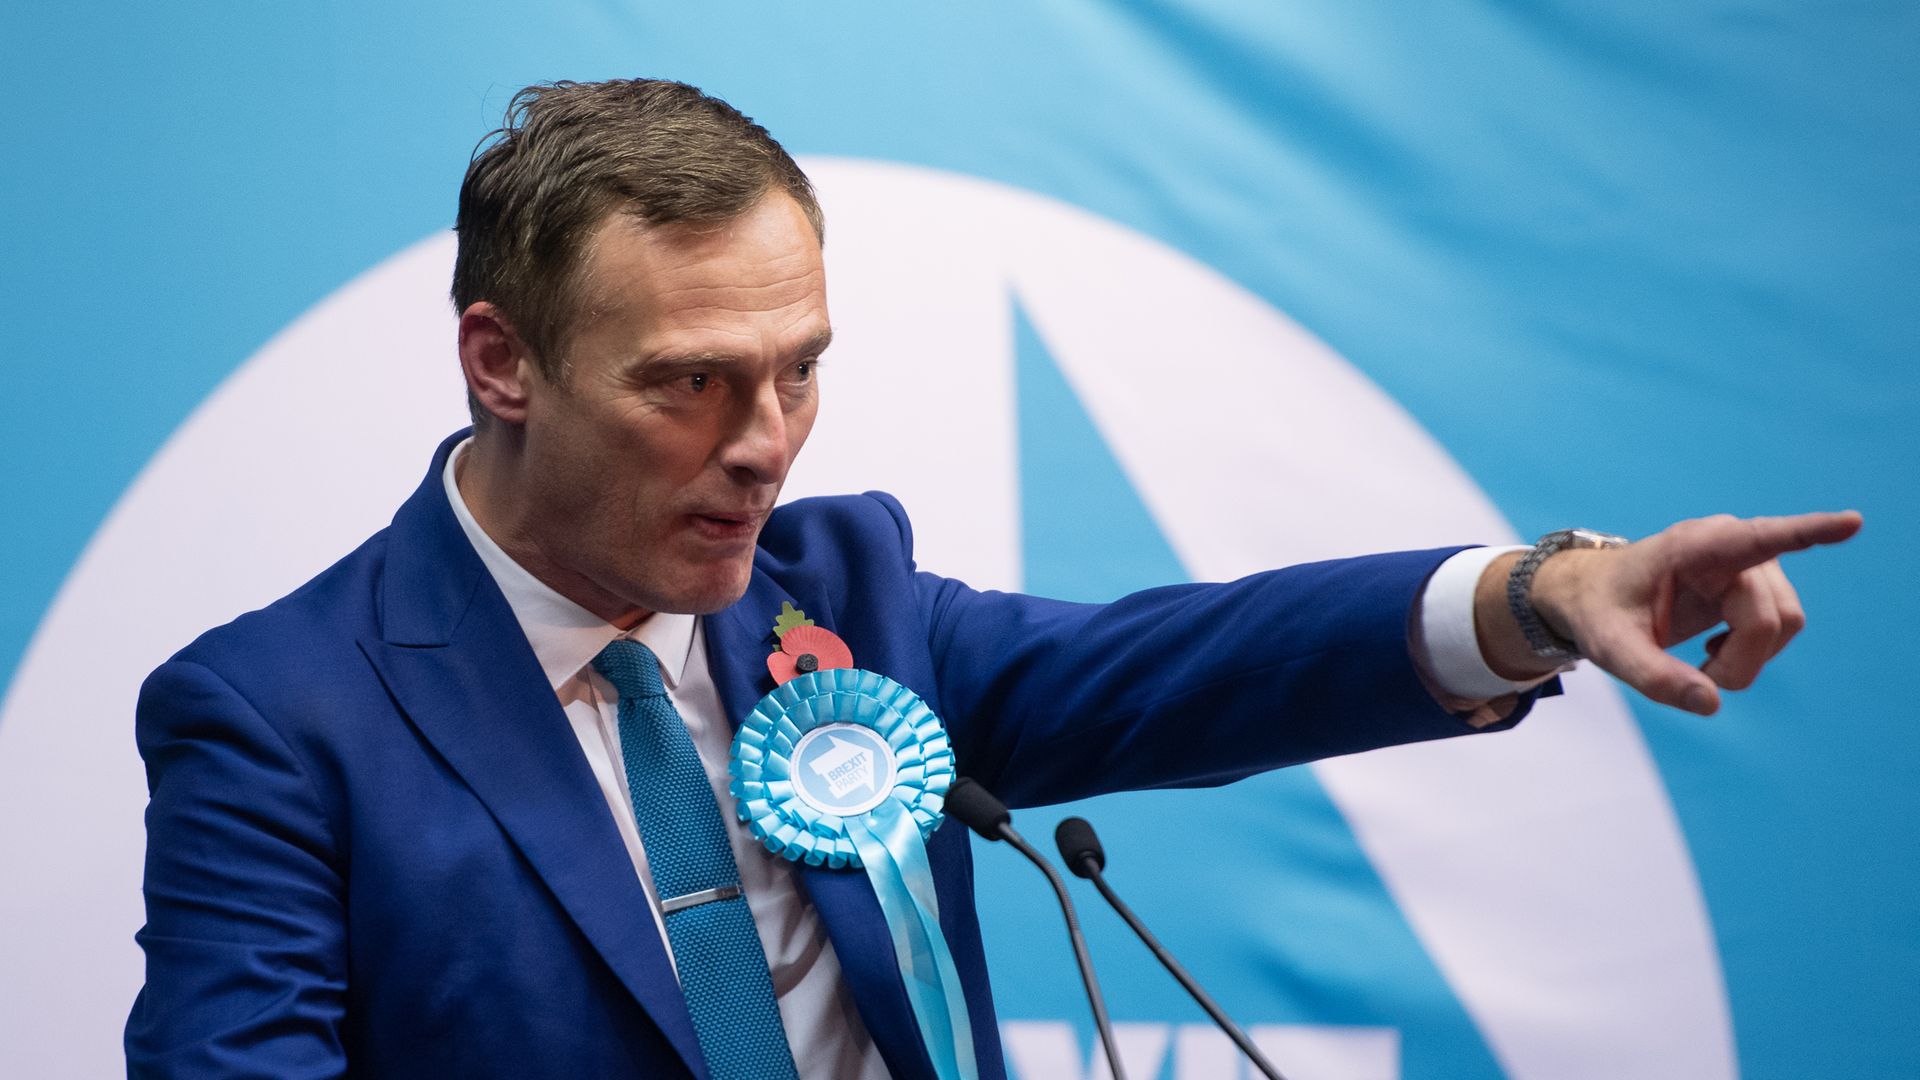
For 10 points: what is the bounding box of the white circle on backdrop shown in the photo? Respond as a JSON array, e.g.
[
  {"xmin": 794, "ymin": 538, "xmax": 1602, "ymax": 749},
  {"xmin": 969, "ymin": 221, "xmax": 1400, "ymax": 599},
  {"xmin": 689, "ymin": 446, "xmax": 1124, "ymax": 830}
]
[{"xmin": 0, "ymin": 158, "xmax": 1732, "ymax": 1079}]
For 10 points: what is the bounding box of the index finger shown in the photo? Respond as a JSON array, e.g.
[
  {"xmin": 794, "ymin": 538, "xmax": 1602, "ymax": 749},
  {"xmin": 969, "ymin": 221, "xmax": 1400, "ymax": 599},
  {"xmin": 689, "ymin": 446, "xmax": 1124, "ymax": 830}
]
[{"xmin": 1706, "ymin": 510, "xmax": 1863, "ymax": 567}]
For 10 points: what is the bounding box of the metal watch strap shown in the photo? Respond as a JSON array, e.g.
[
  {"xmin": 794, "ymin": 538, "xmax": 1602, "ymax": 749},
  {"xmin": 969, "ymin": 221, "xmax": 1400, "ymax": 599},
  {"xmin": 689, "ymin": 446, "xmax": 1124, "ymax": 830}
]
[{"xmin": 1506, "ymin": 528, "xmax": 1630, "ymax": 661}]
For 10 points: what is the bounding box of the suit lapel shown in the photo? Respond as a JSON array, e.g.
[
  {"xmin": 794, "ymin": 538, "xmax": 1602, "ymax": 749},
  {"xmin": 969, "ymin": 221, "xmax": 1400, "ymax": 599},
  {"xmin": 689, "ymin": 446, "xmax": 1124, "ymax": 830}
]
[
  {"xmin": 361, "ymin": 434, "xmax": 705, "ymax": 1077},
  {"xmin": 707, "ymin": 570, "xmax": 939, "ymax": 1080}
]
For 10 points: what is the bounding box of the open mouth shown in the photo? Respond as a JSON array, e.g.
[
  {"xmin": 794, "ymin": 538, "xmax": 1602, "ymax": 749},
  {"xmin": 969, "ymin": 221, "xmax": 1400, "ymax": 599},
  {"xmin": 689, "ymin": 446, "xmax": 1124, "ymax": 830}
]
[{"xmin": 690, "ymin": 513, "xmax": 759, "ymax": 540}]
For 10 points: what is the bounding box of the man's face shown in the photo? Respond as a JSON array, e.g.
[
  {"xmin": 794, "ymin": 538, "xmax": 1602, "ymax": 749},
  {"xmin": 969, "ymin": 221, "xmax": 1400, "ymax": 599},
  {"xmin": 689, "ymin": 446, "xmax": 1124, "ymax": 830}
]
[{"xmin": 515, "ymin": 193, "xmax": 829, "ymax": 617}]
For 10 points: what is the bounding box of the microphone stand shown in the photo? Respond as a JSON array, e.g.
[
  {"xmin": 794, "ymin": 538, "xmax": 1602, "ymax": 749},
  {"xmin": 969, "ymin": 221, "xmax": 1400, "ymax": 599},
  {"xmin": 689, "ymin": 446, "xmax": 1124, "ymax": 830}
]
[
  {"xmin": 946, "ymin": 780, "xmax": 1128, "ymax": 1080},
  {"xmin": 1058, "ymin": 817, "xmax": 1287, "ymax": 1080}
]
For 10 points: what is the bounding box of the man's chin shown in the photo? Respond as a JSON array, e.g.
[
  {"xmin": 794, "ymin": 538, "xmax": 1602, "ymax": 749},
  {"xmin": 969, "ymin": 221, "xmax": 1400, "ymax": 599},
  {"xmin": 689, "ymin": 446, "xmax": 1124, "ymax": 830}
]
[{"xmin": 641, "ymin": 566, "xmax": 755, "ymax": 617}]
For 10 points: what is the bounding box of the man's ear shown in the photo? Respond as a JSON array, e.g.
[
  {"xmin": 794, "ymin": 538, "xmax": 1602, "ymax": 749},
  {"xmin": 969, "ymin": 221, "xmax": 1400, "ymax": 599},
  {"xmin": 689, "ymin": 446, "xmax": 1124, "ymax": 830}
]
[{"xmin": 458, "ymin": 302, "xmax": 540, "ymax": 425}]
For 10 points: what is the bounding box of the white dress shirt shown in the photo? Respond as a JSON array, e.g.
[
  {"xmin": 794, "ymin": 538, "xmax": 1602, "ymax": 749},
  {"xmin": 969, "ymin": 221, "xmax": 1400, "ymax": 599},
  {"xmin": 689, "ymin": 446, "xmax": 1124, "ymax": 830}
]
[{"xmin": 442, "ymin": 439, "xmax": 1546, "ymax": 1077}]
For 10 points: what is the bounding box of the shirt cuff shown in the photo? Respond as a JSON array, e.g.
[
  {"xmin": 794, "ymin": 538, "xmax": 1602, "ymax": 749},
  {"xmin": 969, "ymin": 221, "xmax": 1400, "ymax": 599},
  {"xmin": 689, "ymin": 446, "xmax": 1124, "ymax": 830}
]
[{"xmin": 1415, "ymin": 544, "xmax": 1565, "ymax": 702}]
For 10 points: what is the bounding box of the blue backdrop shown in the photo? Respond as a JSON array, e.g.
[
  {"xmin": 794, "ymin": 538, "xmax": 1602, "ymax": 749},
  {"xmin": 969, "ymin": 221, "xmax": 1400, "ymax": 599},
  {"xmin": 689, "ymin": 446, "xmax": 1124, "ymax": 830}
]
[{"xmin": 2, "ymin": 4, "xmax": 1913, "ymax": 1078}]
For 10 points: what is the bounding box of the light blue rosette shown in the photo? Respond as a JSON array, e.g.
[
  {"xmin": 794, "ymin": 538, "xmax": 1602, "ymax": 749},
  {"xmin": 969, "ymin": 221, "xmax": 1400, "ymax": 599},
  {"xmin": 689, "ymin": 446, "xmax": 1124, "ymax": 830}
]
[{"xmin": 730, "ymin": 667, "xmax": 974, "ymax": 1080}]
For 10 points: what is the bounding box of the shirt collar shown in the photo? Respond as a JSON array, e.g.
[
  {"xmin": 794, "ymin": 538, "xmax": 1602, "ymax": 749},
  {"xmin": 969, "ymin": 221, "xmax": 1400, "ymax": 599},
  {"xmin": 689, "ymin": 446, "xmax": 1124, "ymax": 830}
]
[{"xmin": 442, "ymin": 438, "xmax": 695, "ymax": 692}]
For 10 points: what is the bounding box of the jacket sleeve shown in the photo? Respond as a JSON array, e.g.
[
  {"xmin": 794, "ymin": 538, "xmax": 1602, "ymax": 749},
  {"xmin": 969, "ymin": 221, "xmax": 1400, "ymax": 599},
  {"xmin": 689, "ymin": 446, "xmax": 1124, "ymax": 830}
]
[
  {"xmin": 126, "ymin": 660, "xmax": 347, "ymax": 1080},
  {"xmin": 879, "ymin": 492, "xmax": 1536, "ymax": 807}
]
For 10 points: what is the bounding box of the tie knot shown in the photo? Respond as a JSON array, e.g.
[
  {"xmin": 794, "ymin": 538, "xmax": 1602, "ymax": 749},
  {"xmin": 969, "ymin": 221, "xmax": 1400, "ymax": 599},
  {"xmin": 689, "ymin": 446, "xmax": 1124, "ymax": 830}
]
[{"xmin": 591, "ymin": 638, "xmax": 668, "ymax": 700}]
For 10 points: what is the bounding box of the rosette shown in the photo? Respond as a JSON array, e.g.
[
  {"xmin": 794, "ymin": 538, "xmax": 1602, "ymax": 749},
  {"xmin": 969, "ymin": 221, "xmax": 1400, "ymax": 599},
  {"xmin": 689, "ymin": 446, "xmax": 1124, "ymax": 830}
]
[
  {"xmin": 729, "ymin": 667, "xmax": 975, "ymax": 1080},
  {"xmin": 730, "ymin": 667, "xmax": 952, "ymax": 866}
]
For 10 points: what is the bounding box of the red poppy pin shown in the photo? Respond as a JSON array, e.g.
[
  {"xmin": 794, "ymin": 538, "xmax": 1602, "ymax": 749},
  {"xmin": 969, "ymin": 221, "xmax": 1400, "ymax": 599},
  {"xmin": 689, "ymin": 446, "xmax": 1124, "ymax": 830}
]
[{"xmin": 768, "ymin": 601, "xmax": 854, "ymax": 685}]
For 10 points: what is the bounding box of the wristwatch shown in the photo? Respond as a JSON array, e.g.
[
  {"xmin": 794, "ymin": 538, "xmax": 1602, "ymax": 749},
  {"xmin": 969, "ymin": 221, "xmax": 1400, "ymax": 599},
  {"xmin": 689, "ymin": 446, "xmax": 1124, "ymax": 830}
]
[{"xmin": 1506, "ymin": 528, "xmax": 1630, "ymax": 661}]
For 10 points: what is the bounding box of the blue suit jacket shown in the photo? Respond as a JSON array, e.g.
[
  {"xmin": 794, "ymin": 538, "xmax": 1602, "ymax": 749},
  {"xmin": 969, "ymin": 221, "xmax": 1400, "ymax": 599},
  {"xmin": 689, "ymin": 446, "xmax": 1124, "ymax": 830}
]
[{"xmin": 127, "ymin": 431, "xmax": 1535, "ymax": 1078}]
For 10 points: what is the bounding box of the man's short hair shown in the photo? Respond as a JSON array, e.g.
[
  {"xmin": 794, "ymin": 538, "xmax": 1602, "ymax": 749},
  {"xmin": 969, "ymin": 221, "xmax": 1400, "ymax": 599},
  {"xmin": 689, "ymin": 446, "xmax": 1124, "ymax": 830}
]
[{"xmin": 451, "ymin": 78, "xmax": 823, "ymax": 387}]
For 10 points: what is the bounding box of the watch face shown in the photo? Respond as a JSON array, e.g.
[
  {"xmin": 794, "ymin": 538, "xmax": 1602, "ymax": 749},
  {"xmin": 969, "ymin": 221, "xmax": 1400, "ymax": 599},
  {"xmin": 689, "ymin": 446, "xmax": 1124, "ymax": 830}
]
[{"xmin": 1565, "ymin": 528, "xmax": 1630, "ymax": 549}]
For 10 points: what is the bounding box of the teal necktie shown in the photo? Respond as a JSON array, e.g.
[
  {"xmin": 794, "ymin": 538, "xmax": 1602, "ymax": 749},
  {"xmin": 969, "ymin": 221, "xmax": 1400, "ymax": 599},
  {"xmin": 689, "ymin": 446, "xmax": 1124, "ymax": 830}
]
[{"xmin": 592, "ymin": 638, "xmax": 800, "ymax": 1080}]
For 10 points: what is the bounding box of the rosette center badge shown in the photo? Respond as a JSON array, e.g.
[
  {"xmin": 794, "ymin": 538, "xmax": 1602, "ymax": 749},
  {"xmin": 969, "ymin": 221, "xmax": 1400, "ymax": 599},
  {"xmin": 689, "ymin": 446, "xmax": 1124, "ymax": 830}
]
[{"xmin": 793, "ymin": 724, "xmax": 897, "ymax": 817}]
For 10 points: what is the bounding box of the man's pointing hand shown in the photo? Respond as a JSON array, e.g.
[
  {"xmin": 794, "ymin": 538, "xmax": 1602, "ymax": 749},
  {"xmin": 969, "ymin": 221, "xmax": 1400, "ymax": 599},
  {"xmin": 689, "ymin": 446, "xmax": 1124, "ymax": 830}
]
[{"xmin": 1478, "ymin": 511, "xmax": 1863, "ymax": 715}]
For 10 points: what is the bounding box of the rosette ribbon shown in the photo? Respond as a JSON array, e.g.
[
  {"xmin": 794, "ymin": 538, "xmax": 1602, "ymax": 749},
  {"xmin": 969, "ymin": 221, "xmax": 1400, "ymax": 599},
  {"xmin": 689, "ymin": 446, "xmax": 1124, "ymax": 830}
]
[{"xmin": 729, "ymin": 668, "xmax": 976, "ymax": 1080}]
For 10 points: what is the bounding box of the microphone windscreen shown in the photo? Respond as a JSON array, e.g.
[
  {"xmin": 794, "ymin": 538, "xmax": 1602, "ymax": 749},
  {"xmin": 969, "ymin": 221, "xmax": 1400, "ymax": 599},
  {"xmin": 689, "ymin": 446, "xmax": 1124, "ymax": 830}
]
[
  {"xmin": 944, "ymin": 778, "xmax": 1011, "ymax": 839},
  {"xmin": 1054, "ymin": 817, "xmax": 1106, "ymax": 877}
]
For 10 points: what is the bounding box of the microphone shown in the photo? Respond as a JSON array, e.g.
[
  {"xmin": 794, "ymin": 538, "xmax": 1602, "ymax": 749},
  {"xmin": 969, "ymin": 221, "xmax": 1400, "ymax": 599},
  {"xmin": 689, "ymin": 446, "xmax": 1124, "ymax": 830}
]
[
  {"xmin": 1056, "ymin": 816, "xmax": 1288, "ymax": 1080},
  {"xmin": 945, "ymin": 780, "xmax": 1128, "ymax": 1080}
]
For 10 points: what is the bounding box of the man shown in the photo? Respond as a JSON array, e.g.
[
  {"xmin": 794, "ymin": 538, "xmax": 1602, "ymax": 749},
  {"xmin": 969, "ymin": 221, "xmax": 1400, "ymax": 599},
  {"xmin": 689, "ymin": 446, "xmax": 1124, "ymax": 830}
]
[{"xmin": 126, "ymin": 78, "xmax": 1859, "ymax": 1079}]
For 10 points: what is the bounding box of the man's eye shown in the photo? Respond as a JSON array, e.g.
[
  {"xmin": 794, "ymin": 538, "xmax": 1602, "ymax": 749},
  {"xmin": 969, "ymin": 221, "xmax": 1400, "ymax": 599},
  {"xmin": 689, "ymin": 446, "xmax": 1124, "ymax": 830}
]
[
  {"xmin": 793, "ymin": 361, "xmax": 814, "ymax": 382},
  {"xmin": 685, "ymin": 373, "xmax": 710, "ymax": 392}
]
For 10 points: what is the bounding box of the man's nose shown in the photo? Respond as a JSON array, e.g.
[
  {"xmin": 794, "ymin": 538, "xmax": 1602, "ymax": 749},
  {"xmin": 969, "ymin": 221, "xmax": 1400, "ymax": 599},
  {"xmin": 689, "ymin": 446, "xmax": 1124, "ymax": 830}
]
[{"xmin": 719, "ymin": 382, "xmax": 794, "ymax": 486}]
